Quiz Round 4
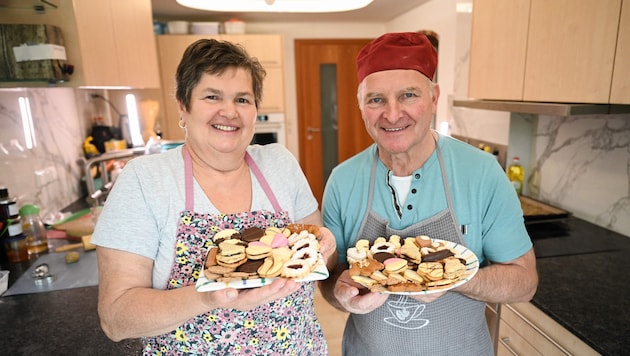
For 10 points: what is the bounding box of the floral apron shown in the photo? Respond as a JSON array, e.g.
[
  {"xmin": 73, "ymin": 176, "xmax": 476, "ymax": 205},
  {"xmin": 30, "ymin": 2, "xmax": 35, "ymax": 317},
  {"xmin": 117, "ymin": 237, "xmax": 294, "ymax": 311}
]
[
  {"xmin": 143, "ymin": 147, "xmax": 327, "ymax": 355},
  {"xmin": 342, "ymin": 142, "xmax": 493, "ymax": 356}
]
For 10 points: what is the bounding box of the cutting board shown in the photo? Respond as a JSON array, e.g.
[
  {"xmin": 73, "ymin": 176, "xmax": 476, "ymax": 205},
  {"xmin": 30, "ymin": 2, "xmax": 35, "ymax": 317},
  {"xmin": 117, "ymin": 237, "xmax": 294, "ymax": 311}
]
[
  {"xmin": 52, "ymin": 208, "xmax": 96, "ymax": 238},
  {"xmin": 3, "ymin": 250, "xmax": 98, "ymax": 296}
]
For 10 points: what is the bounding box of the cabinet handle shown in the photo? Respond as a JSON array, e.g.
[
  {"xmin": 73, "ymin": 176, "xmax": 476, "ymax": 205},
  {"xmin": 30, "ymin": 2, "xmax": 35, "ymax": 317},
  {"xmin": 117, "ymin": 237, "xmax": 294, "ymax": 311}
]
[{"xmin": 499, "ymin": 337, "xmax": 518, "ymax": 355}]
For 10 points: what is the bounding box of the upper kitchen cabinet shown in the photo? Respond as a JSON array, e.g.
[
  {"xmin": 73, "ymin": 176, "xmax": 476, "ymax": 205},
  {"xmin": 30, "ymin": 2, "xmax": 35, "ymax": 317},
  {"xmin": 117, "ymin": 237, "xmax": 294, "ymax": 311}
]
[
  {"xmin": 610, "ymin": 1, "xmax": 630, "ymax": 104},
  {"xmin": 469, "ymin": 0, "xmax": 625, "ymax": 104},
  {"xmin": 468, "ymin": 0, "xmax": 530, "ymax": 101},
  {"xmin": 156, "ymin": 34, "xmax": 285, "ymax": 140},
  {"xmin": 0, "ymin": 0, "xmax": 160, "ymax": 88}
]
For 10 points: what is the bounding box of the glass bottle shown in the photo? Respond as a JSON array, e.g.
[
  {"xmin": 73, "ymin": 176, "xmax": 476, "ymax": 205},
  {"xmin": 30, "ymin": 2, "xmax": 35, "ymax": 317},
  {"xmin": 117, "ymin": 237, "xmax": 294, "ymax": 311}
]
[
  {"xmin": 507, "ymin": 156, "xmax": 525, "ymax": 195},
  {"xmin": 20, "ymin": 204, "xmax": 49, "ymax": 255},
  {"xmin": 4, "ymin": 216, "xmax": 28, "ymax": 263}
]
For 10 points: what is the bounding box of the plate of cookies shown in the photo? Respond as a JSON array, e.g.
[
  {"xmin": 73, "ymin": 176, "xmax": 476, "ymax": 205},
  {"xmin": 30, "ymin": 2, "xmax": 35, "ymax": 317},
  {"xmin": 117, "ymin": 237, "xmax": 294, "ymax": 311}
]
[
  {"xmin": 196, "ymin": 224, "xmax": 329, "ymax": 292},
  {"xmin": 347, "ymin": 235, "xmax": 479, "ymax": 295}
]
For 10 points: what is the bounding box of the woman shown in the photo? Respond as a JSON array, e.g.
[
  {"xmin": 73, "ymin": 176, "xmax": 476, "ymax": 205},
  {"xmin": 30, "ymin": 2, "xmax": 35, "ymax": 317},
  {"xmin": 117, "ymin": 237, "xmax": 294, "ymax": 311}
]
[{"xmin": 92, "ymin": 39, "xmax": 336, "ymax": 355}]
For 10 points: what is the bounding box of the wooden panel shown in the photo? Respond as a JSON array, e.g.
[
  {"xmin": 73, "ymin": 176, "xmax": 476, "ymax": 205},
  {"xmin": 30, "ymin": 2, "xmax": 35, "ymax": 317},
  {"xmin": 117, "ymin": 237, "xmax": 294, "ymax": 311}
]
[
  {"xmin": 72, "ymin": 0, "xmax": 119, "ymax": 86},
  {"xmin": 498, "ymin": 319, "xmax": 544, "ymax": 355},
  {"xmin": 468, "ymin": 0, "xmax": 530, "ymax": 100},
  {"xmin": 221, "ymin": 34, "xmax": 283, "ymax": 66},
  {"xmin": 610, "ymin": 0, "xmax": 630, "ymax": 104},
  {"xmin": 509, "ymin": 303, "xmax": 599, "ymax": 355},
  {"xmin": 259, "ymin": 66, "xmax": 285, "ymax": 112},
  {"xmin": 110, "ymin": 0, "xmax": 160, "ymax": 88},
  {"xmin": 524, "ymin": 0, "xmax": 621, "ymax": 103}
]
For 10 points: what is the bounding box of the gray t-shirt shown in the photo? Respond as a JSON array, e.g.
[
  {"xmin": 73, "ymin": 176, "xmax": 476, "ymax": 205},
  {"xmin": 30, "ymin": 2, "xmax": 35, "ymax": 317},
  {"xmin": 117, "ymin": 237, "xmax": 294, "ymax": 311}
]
[{"xmin": 92, "ymin": 144, "xmax": 318, "ymax": 289}]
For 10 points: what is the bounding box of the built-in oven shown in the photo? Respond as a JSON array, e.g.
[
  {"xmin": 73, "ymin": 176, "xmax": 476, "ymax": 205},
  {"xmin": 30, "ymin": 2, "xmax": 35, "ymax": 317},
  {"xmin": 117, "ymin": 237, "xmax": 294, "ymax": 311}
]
[{"xmin": 252, "ymin": 113, "xmax": 286, "ymax": 146}]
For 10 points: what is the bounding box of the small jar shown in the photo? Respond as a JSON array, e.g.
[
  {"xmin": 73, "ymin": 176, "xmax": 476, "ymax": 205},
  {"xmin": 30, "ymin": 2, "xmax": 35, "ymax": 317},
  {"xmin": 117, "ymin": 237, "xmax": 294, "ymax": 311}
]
[
  {"xmin": 20, "ymin": 204, "xmax": 49, "ymax": 255},
  {"xmin": 3, "ymin": 217, "xmax": 28, "ymax": 263}
]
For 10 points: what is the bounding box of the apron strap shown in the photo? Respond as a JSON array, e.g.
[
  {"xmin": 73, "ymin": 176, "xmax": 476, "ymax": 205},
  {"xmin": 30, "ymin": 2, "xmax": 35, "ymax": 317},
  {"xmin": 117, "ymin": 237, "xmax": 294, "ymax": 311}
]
[
  {"xmin": 183, "ymin": 145, "xmax": 195, "ymax": 212},
  {"xmin": 245, "ymin": 152, "xmax": 282, "ymax": 213}
]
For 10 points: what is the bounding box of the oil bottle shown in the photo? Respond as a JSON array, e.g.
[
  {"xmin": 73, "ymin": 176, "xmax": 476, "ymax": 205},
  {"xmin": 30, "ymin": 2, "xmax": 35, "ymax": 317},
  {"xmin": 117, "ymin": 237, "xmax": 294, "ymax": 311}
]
[{"xmin": 507, "ymin": 156, "xmax": 525, "ymax": 195}]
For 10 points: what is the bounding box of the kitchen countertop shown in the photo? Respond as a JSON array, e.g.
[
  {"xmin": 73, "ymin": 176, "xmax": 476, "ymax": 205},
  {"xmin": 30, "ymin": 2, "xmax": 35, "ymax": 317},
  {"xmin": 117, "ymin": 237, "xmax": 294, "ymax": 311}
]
[
  {"xmin": 0, "ymin": 216, "xmax": 628, "ymax": 354},
  {"xmin": 529, "ymin": 218, "xmax": 630, "ymax": 355}
]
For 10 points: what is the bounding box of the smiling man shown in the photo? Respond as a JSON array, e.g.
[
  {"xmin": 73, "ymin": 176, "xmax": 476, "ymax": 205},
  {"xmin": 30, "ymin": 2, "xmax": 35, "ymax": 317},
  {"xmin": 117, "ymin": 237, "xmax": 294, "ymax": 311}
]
[{"xmin": 320, "ymin": 32, "xmax": 538, "ymax": 356}]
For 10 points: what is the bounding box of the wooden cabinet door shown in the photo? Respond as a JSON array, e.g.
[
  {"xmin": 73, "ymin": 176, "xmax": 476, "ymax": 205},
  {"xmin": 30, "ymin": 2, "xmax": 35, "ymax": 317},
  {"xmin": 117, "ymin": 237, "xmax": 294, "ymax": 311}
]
[
  {"xmin": 110, "ymin": 0, "xmax": 161, "ymax": 88},
  {"xmin": 523, "ymin": 0, "xmax": 621, "ymax": 103},
  {"xmin": 610, "ymin": 0, "xmax": 630, "ymax": 104},
  {"xmin": 72, "ymin": 0, "xmax": 119, "ymax": 86},
  {"xmin": 469, "ymin": 0, "xmax": 530, "ymax": 100},
  {"xmin": 73, "ymin": 0, "xmax": 160, "ymax": 88},
  {"xmin": 221, "ymin": 34, "xmax": 283, "ymax": 66},
  {"xmin": 259, "ymin": 66, "xmax": 285, "ymax": 113}
]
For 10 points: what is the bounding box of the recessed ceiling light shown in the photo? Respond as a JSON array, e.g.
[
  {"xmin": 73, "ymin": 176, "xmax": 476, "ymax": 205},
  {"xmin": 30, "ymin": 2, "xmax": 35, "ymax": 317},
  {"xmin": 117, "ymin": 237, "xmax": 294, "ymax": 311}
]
[{"xmin": 177, "ymin": 0, "xmax": 374, "ymax": 13}]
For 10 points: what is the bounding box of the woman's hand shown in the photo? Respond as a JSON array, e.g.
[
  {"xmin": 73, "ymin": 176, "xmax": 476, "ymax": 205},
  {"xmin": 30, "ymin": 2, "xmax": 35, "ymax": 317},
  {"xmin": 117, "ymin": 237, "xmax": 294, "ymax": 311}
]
[{"xmin": 204, "ymin": 277, "xmax": 301, "ymax": 311}]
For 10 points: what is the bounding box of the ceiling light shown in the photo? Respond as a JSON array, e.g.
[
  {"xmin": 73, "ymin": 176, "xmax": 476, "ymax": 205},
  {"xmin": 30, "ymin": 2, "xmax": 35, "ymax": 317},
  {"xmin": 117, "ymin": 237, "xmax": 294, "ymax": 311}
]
[{"xmin": 177, "ymin": 0, "xmax": 374, "ymax": 13}]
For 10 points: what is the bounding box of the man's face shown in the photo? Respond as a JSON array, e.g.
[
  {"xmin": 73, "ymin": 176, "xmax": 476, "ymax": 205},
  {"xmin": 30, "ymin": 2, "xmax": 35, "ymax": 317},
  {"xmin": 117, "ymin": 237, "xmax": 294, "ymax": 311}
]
[{"xmin": 358, "ymin": 69, "xmax": 439, "ymax": 155}]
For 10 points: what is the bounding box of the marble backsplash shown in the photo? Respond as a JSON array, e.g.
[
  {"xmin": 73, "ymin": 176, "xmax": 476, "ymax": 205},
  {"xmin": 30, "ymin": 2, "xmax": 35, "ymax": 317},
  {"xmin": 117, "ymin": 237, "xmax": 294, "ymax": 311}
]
[{"xmin": 0, "ymin": 88, "xmax": 87, "ymax": 219}]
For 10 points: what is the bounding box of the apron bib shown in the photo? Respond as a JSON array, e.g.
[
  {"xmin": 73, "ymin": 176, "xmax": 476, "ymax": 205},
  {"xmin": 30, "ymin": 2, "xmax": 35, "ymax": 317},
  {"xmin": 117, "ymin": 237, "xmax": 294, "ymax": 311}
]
[
  {"xmin": 343, "ymin": 142, "xmax": 493, "ymax": 356},
  {"xmin": 143, "ymin": 147, "xmax": 327, "ymax": 355}
]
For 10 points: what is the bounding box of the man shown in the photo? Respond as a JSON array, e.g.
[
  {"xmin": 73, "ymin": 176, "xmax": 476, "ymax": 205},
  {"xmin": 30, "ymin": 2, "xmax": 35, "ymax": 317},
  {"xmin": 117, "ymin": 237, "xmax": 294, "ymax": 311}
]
[{"xmin": 320, "ymin": 32, "xmax": 537, "ymax": 355}]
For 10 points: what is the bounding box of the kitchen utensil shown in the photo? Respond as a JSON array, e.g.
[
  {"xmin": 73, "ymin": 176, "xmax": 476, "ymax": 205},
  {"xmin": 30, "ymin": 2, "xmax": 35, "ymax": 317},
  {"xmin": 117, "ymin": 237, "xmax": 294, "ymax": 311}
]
[{"xmin": 54, "ymin": 235, "xmax": 96, "ymax": 253}]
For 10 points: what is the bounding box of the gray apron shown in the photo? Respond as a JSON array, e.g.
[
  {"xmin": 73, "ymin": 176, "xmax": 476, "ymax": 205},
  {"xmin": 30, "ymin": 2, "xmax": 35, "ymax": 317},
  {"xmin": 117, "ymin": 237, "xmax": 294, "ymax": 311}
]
[{"xmin": 342, "ymin": 142, "xmax": 493, "ymax": 356}]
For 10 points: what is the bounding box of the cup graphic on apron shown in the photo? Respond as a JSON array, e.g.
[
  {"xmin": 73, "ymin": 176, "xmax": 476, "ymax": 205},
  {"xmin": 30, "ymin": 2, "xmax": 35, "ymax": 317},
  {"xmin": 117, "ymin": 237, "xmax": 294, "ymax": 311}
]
[{"xmin": 384, "ymin": 295, "xmax": 430, "ymax": 330}]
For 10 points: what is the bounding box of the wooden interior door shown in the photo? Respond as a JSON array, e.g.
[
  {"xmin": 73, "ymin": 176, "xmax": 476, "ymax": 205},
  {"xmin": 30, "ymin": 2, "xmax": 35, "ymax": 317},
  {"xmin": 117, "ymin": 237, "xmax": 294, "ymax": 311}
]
[{"xmin": 295, "ymin": 39, "xmax": 374, "ymax": 204}]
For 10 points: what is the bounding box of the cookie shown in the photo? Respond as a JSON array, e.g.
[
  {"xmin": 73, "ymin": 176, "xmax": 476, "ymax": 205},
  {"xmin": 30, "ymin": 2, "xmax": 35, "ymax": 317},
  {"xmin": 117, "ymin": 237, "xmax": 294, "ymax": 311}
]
[
  {"xmin": 383, "ymin": 258, "xmax": 408, "ymax": 274},
  {"xmin": 422, "ymin": 249, "xmax": 455, "ymax": 262},
  {"xmin": 241, "ymin": 227, "xmax": 265, "ymax": 242},
  {"xmin": 292, "ymin": 247, "xmax": 319, "ymax": 266},
  {"xmin": 214, "ymin": 229, "xmax": 241, "ymax": 243},
  {"xmin": 205, "ymin": 248, "xmax": 218, "ymax": 268},
  {"xmin": 281, "ymin": 259, "xmax": 312, "ymax": 278},
  {"xmin": 246, "ymin": 244, "xmax": 272, "ymax": 260},
  {"xmin": 347, "ymin": 247, "xmax": 368, "ymax": 264},
  {"xmin": 237, "ymin": 259, "xmax": 265, "ymax": 274},
  {"xmin": 417, "ymin": 262, "xmax": 444, "ymax": 281}
]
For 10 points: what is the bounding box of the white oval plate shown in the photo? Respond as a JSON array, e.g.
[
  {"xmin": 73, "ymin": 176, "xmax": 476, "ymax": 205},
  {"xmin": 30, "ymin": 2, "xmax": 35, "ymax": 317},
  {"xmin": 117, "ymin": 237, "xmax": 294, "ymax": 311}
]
[
  {"xmin": 196, "ymin": 252, "xmax": 329, "ymax": 292},
  {"xmin": 355, "ymin": 238, "xmax": 479, "ymax": 295}
]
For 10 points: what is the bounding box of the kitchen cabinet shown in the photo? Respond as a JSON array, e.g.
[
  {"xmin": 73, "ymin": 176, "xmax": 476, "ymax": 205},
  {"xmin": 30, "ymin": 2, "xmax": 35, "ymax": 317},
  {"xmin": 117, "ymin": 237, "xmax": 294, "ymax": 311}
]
[
  {"xmin": 156, "ymin": 34, "xmax": 285, "ymax": 140},
  {"xmin": 610, "ymin": 0, "xmax": 630, "ymax": 104},
  {"xmin": 486, "ymin": 303, "xmax": 598, "ymax": 355},
  {"xmin": 0, "ymin": 0, "xmax": 160, "ymax": 88},
  {"xmin": 469, "ymin": 0, "xmax": 625, "ymax": 104}
]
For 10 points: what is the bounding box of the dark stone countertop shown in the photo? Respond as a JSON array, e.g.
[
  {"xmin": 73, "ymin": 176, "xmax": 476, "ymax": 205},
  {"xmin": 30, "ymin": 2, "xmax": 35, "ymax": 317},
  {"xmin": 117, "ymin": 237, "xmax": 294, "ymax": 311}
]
[
  {"xmin": 529, "ymin": 218, "xmax": 630, "ymax": 356},
  {"xmin": 0, "ymin": 216, "xmax": 628, "ymax": 355},
  {"xmin": 0, "ymin": 286, "xmax": 143, "ymax": 355}
]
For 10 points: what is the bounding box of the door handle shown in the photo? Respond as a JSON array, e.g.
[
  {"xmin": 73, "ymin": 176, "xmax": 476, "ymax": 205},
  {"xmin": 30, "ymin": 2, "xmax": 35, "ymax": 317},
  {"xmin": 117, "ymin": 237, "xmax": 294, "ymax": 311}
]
[{"xmin": 306, "ymin": 126, "xmax": 321, "ymax": 140}]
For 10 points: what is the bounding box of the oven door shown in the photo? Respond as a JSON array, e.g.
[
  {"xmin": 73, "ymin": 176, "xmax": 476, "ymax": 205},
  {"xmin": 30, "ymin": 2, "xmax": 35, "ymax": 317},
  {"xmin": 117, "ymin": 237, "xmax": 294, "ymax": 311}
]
[{"xmin": 253, "ymin": 122, "xmax": 286, "ymax": 146}]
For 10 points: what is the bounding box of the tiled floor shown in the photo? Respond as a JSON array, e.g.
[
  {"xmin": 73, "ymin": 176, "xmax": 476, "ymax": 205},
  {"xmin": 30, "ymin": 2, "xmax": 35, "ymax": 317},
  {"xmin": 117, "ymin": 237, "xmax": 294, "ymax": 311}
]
[{"xmin": 314, "ymin": 288, "xmax": 348, "ymax": 356}]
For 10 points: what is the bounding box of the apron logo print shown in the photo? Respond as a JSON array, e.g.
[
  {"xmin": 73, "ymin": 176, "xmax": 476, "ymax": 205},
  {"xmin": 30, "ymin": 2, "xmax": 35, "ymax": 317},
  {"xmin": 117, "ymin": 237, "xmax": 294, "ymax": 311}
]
[{"xmin": 383, "ymin": 296, "xmax": 429, "ymax": 330}]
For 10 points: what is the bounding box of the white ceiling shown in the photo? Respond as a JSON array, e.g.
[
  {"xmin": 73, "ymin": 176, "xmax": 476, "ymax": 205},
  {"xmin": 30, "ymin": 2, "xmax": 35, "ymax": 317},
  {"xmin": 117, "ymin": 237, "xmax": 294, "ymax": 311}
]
[{"xmin": 151, "ymin": 0, "xmax": 431, "ymax": 22}]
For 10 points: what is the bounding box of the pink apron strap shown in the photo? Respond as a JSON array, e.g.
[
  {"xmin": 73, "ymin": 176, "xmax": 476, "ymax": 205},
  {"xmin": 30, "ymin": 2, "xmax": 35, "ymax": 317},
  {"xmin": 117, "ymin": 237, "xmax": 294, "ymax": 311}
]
[
  {"xmin": 245, "ymin": 152, "xmax": 282, "ymax": 212},
  {"xmin": 183, "ymin": 145, "xmax": 195, "ymax": 211}
]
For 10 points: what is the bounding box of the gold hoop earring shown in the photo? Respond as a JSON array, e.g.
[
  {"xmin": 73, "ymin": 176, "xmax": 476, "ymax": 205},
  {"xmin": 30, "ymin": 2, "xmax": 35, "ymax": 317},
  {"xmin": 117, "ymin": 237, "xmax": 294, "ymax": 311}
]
[{"xmin": 178, "ymin": 119, "xmax": 186, "ymax": 129}]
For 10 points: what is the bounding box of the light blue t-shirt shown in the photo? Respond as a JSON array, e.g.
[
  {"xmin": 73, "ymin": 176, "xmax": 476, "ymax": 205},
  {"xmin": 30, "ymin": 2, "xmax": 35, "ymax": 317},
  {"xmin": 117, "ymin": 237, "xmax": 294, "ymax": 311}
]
[
  {"xmin": 322, "ymin": 133, "xmax": 532, "ymax": 266},
  {"xmin": 92, "ymin": 144, "xmax": 318, "ymax": 289}
]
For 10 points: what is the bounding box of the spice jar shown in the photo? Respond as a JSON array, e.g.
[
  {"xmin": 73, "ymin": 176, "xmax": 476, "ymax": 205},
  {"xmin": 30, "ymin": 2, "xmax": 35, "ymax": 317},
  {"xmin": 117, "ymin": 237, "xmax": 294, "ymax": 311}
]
[
  {"xmin": 20, "ymin": 204, "xmax": 49, "ymax": 255},
  {"xmin": 3, "ymin": 216, "xmax": 28, "ymax": 263}
]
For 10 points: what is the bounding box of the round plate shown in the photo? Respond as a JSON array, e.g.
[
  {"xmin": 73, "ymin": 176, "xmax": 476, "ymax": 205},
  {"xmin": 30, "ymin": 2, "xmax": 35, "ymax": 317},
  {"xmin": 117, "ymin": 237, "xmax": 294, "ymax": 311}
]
[{"xmin": 356, "ymin": 239, "xmax": 479, "ymax": 295}]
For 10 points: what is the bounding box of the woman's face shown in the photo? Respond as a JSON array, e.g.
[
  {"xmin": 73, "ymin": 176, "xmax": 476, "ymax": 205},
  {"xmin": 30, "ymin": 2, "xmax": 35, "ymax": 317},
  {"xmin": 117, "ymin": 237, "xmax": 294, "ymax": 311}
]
[
  {"xmin": 182, "ymin": 67, "xmax": 258, "ymax": 155},
  {"xmin": 358, "ymin": 69, "xmax": 439, "ymax": 156}
]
